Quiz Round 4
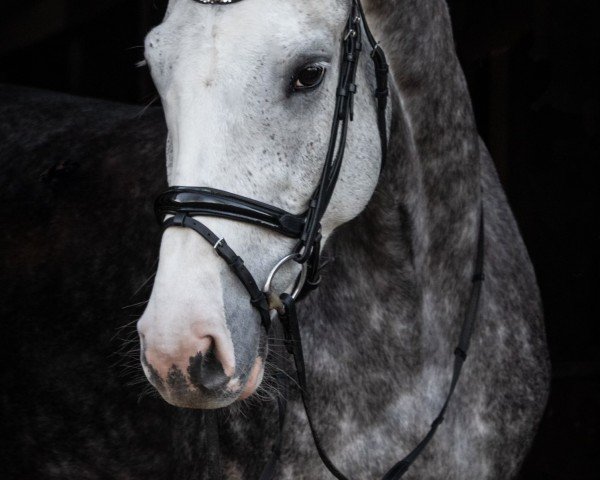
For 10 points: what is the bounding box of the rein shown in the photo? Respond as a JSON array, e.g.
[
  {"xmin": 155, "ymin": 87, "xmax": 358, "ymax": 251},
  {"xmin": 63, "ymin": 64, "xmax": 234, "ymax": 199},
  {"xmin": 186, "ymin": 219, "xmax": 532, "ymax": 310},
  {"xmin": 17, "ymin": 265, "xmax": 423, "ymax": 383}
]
[
  {"xmin": 153, "ymin": 1, "xmax": 485, "ymax": 478},
  {"xmin": 273, "ymin": 211, "xmax": 484, "ymax": 480}
]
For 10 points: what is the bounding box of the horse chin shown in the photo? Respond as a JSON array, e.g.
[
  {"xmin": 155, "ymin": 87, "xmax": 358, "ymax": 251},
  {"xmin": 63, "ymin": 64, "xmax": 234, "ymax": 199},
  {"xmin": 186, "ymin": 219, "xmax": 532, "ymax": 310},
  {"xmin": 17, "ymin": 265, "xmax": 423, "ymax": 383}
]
[
  {"xmin": 154, "ymin": 382, "xmax": 247, "ymax": 410},
  {"xmin": 161, "ymin": 391, "xmax": 238, "ymax": 410}
]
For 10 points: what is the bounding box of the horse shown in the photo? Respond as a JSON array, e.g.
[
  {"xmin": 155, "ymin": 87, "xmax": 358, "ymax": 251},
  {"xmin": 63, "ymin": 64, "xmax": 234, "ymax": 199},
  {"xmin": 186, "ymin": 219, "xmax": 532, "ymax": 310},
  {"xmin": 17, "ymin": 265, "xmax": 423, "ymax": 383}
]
[
  {"xmin": 136, "ymin": 0, "xmax": 550, "ymax": 478},
  {"xmin": 0, "ymin": 0, "xmax": 550, "ymax": 479}
]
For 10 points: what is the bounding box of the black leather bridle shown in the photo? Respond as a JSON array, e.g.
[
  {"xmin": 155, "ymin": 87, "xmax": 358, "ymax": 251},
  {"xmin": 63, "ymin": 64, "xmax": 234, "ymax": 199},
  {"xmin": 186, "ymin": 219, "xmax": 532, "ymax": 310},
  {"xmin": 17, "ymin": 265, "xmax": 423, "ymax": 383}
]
[
  {"xmin": 156, "ymin": 0, "xmax": 389, "ymax": 311},
  {"xmin": 153, "ymin": 1, "xmax": 485, "ymax": 478}
]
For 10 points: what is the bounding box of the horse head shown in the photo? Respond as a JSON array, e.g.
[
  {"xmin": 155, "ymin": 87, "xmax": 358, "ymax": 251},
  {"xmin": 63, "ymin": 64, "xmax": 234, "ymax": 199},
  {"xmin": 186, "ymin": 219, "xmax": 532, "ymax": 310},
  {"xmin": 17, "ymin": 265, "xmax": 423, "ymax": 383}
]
[{"xmin": 137, "ymin": 0, "xmax": 387, "ymax": 409}]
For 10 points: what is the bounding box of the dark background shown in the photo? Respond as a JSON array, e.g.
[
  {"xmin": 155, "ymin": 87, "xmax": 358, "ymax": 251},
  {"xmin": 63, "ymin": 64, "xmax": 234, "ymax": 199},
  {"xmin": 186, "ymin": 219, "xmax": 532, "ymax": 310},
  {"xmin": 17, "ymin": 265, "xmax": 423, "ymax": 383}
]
[{"xmin": 0, "ymin": 1, "xmax": 598, "ymax": 478}]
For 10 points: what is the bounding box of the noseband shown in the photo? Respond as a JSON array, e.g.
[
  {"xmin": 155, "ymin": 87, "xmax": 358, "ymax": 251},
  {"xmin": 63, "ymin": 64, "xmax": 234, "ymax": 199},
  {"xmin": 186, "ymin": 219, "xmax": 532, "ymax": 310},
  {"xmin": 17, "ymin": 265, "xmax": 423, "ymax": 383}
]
[{"xmin": 153, "ymin": 1, "xmax": 485, "ymax": 479}]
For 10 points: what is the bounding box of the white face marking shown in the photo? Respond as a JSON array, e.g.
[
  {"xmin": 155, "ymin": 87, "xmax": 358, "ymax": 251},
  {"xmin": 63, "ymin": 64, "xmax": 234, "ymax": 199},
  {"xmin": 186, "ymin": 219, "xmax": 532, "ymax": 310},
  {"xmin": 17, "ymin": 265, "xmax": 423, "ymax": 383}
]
[{"xmin": 138, "ymin": 0, "xmax": 383, "ymax": 407}]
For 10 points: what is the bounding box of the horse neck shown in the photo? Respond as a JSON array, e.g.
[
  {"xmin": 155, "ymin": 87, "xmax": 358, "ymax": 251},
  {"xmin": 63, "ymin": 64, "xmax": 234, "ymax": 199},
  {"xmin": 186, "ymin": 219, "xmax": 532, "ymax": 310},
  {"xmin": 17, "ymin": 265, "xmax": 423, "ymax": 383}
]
[
  {"xmin": 363, "ymin": 0, "xmax": 483, "ymax": 209},
  {"xmin": 307, "ymin": 0, "xmax": 484, "ymax": 364}
]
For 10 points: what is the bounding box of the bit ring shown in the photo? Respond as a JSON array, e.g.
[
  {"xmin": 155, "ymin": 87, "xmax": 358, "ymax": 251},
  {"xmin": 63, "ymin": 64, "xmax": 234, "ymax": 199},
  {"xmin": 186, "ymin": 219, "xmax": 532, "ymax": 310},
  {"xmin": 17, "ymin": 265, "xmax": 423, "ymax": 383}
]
[{"xmin": 263, "ymin": 254, "xmax": 308, "ymax": 301}]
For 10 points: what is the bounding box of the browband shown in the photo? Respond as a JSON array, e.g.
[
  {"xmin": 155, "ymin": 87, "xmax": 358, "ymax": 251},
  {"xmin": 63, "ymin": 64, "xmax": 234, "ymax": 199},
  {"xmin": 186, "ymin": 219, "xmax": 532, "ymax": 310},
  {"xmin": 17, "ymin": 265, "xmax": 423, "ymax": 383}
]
[{"xmin": 193, "ymin": 0, "xmax": 244, "ymax": 4}]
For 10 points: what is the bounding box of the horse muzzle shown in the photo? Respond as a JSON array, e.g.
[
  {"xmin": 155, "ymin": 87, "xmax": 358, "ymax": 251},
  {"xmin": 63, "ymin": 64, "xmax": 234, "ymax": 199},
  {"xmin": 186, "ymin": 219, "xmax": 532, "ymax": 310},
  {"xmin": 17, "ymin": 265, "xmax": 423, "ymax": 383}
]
[{"xmin": 138, "ymin": 319, "xmax": 266, "ymax": 408}]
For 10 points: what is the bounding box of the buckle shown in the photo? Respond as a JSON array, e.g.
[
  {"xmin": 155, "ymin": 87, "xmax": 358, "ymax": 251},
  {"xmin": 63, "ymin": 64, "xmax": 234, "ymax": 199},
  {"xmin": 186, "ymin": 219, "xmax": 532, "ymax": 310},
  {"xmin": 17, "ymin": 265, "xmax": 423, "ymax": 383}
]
[
  {"xmin": 344, "ymin": 29, "xmax": 357, "ymax": 41},
  {"xmin": 213, "ymin": 237, "xmax": 225, "ymax": 250},
  {"xmin": 370, "ymin": 41, "xmax": 382, "ymax": 58}
]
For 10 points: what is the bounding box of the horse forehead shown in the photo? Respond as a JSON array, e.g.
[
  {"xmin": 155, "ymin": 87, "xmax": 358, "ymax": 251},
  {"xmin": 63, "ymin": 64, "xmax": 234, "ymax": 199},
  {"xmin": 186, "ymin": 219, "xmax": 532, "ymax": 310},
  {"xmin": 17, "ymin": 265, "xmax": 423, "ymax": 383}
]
[
  {"xmin": 161, "ymin": 0, "xmax": 343, "ymax": 50},
  {"xmin": 149, "ymin": 1, "xmax": 347, "ymax": 103}
]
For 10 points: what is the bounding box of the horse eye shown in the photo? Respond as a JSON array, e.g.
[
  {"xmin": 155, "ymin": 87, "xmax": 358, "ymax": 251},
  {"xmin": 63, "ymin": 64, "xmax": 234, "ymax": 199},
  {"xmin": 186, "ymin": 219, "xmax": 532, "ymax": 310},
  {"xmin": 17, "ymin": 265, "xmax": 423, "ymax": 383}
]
[{"xmin": 292, "ymin": 65, "xmax": 326, "ymax": 91}]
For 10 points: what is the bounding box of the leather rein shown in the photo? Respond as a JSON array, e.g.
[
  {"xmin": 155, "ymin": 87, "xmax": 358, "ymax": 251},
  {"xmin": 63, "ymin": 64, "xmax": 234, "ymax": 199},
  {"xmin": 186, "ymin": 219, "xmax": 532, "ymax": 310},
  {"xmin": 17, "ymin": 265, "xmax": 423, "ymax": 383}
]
[{"xmin": 153, "ymin": 1, "xmax": 485, "ymax": 478}]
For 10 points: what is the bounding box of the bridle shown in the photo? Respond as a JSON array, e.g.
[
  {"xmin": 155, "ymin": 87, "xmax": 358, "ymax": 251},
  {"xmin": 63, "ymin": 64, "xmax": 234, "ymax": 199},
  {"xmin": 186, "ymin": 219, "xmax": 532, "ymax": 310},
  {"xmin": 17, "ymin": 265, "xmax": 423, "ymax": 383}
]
[
  {"xmin": 153, "ymin": 0, "xmax": 485, "ymax": 479},
  {"xmin": 155, "ymin": 0, "xmax": 389, "ymax": 321}
]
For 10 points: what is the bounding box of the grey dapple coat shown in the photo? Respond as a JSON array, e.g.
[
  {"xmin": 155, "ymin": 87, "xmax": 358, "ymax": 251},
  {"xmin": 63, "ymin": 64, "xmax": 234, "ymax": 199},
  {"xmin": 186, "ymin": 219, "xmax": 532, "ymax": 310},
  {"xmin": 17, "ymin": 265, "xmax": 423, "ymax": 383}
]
[
  {"xmin": 257, "ymin": 1, "xmax": 550, "ymax": 478},
  {"xmin": 0, "ymin": 0, "xmax": 549, "ymax": 479}
]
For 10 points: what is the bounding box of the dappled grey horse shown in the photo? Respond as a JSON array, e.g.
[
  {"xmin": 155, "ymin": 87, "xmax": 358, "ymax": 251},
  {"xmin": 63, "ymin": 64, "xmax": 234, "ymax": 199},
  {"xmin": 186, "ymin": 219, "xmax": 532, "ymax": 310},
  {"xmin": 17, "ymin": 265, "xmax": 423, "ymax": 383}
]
[
  {"xmin": 137, "ymin": 0, "xmax": 550, "ymax": 478},
  {"xmin": 0, "ymin": 0, "xmax": 549, "ymax": 479}
]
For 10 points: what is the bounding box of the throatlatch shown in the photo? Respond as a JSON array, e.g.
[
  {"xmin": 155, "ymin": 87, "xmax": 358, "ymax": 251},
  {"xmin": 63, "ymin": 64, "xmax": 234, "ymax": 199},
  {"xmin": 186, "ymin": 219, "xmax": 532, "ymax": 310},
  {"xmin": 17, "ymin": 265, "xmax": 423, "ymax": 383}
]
[{"xmin": 154, "ymin": 1, "xmax": 485, "ymax": 479}]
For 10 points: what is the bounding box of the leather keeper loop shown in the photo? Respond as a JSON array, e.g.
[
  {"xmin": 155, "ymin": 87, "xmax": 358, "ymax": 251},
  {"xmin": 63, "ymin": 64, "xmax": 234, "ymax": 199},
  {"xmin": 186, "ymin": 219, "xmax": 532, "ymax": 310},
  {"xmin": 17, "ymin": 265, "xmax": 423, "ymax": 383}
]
[
  {"xmin": 172, "ymin": 212, "xmax": 187, "ymax": 227},
  {"xmin": 228, "ymin": 255, "xmax": 243, "ymax": 269},
  {"xmin": 472, "ymin": 273, "xmax": 485, "ymax": 283},
  {"xmin": 375, "ymin": 88, "xmax": 388, "ymax": 98},
  {"xmin": 454, "ymin": 347, "xmax": 467, "ymax": 361}
]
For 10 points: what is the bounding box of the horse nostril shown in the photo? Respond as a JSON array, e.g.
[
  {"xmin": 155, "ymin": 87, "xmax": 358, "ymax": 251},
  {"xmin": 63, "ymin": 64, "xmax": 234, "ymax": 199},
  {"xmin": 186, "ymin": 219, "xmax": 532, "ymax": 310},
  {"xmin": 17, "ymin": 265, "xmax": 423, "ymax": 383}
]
[
  {"xmin": 197, "ymin": 335, "xmax": 213, "ymax": 356},
  {"xmin": 187, "ymin": 344, "xmax": 230, "ymax": 392}
]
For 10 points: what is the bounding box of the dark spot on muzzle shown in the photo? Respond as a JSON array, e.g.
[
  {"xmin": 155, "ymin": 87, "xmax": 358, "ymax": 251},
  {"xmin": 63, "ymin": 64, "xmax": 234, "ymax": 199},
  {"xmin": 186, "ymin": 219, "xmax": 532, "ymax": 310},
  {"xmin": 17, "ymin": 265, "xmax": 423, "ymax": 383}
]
[
  {"xmin": 188, "ymin": 348, "xmax": 230, "ymax": 392},
  {"xmin": 167, "ymin": 366, "xmax": 188, "ymax": 391}
]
